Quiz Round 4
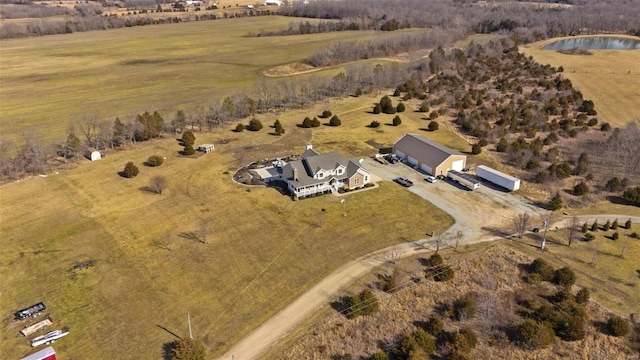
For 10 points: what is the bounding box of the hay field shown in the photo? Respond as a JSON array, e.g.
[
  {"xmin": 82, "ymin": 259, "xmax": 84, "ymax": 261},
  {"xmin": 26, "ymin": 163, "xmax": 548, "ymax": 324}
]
[
  {"xmin": 521, "ymin": 36, "xmax": 640, "ymax": 128},
  {"xmin": 0, "ymin": 100, "xmax": 454, "ymax": 359},
  {"xmin": 0, "ymin": 16, "xmax": 421, "ymax": 145}
]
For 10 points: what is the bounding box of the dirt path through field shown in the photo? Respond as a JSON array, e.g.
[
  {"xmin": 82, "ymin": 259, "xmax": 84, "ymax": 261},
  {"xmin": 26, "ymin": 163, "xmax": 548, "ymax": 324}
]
[{"xmin": 217, "ymin": 160, "xmax": 639, "ymax": 360}]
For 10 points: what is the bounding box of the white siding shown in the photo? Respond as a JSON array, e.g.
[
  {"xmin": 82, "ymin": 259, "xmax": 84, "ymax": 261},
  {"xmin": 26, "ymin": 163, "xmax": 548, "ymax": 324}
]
[{"xmin": 452, "ymin": 159, "xmax": 464, "ymax": 171}]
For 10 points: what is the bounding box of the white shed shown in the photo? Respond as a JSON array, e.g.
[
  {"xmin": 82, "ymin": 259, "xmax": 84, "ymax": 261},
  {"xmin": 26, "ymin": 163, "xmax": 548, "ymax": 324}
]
[
  {"xmin": 198, "ymin": 144, "xmax": 215, "ymax": 153},
  {"xmin": 85, "ymin": 147, "xmax": 101, "ymax": 161}
]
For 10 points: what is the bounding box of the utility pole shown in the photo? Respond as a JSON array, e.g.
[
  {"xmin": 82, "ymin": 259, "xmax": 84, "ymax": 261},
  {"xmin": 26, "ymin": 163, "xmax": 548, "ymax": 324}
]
[
  {"xmin": 541, "ymin": 219, "xmax": 548, "ymax": 250},
  {"xmin": 188, "ymin": 312, "xmax": 193, "ymax": 339},
  {"xmin": 341, "ymin": 198, "xmax": 346, "ymax": 217}
]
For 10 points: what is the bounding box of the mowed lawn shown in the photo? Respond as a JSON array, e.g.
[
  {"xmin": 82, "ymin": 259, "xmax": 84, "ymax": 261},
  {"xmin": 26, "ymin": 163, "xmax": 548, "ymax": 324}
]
[
  {"xmin": 0, "ymin": 16, "xmax": 424, "ymax": 145},
  {"xmin": 521, "ymin": 36, "xmax": 640, "ymax": 128},
  {"xmin": 0, "ymin": 103, "xmax": 454, "ymax": 359}
]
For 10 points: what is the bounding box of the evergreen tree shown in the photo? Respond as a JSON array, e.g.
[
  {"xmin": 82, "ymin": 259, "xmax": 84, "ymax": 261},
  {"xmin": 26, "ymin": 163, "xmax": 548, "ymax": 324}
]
[
  {"xmin": 591, "ymin": 220, "xmax": 598, "ymax": 232},
  {"xmin": 392, "ymin": 115, "xmax": 402, "ymax": 126},
  {"xmin": 123, "ymin": 162, "xmax": 139, "ymax": 178},
  {"xmin": 113, "ymin": 117, "xmax": 125, "ymax": 146},
  {"xmin": 329, "ymin": 115, "xmax": 341, "ymax": 127},
  {"xmin": 302, "ymin": 117, "xmax": 313, "ymax": 128},
  {"xmin": 183, "ymin": 144, "xmax": 195, "ymax": 155},
  {"xmin": 396, "ymin": 102, "xmax": 406, "ymax": 113},
  {"xmin": 182, "ymin": 130, "xmax": 195, "ymax": 147},
  {"xmin": 235, "ymin": 123, "xmax": 245, "ymax": 132},
  {"xmin": 549, "ymin": 192, "xmax": 563, "ymax": 210},
  {"xmin": 146, "ymin": 155, "xmax": 163, "ymax": 167},
  {"xmin": 248, "ymin": 118, "xmax": 263, "ymax": 131},
  {"xmin": 573, "ymin": 181, "xmax": 589, "ymax": 196},
  {"xmin": 471, "ymin": 143, "xmax": 482, "ymax": 154},
  {"xmin": 171, "ymin": 337, "xmax": 206, "ymax": 360},
  {"xmin": 428, "ymin": 121, "xmax": 439, "ymax": 131},
  {"xmin": 380, "ymin": 95, "xmax": 396, "ymax": 114}
]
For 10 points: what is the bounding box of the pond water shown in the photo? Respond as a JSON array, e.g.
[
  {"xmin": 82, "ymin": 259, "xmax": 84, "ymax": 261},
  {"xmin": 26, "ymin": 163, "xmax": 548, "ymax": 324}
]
[{"xmin": 543, "ymin": 36, "xmax": 640, "ymax": 50}]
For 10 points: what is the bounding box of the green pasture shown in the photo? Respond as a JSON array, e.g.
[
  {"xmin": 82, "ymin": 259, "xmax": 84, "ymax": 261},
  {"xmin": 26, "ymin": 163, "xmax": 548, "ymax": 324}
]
[
  {"xmin": 521, "ymin": 36, "xmax": 640, "ymax": 128},
  {"xmin": 0, "ymin": 107, "xmax": 454, "ymax": 359},
  {"xmin": 0, "ymin": 16, "xmax": 424, "ymax": 145}
]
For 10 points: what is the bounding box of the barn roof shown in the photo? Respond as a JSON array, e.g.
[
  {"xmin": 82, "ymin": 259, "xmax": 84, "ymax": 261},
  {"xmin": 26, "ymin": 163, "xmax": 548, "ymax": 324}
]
[{"xmin": 393, "ymin": 133, "xmax": 464, "ymax": 168}]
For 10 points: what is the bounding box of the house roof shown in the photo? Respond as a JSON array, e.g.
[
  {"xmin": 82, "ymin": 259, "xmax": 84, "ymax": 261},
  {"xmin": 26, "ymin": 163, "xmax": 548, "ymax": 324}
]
[
  {"xmin": 283, "ymin": 150, "xmax": 369, "ymax": 188},
  {"xmin": 86, "ymin": 147, "xmax": 98, "ymax": 153},
  {"xmin": 394, "ymin": 133, "xmax": 464, "ymax": 168}
]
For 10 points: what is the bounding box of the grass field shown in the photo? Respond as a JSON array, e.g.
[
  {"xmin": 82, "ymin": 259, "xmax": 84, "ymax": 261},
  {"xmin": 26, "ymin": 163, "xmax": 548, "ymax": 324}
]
[
  {"xmin": 509, "ymin": 223, "xmax": 640, "ymax": 316},
  {"xmin": 521, "ymin": 36, "xmax": 640, "ymax": 128},
  {"xmin": 0, "ymin": 96, "xmax": 455, "ymax": 359},
  {"xmin": 0, "ymin": 16, "xmax": 423, "ymax": 145}
]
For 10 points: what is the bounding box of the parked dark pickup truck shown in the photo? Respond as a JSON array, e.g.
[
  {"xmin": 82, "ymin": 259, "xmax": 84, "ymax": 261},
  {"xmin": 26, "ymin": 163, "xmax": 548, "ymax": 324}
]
[{"xmin": 395, "ymin": 177, "xmax": 414, "ymax": 187}]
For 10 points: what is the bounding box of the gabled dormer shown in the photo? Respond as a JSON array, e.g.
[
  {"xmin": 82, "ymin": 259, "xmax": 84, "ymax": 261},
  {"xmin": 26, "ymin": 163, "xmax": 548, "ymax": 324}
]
[{"xmin": 334, "ymin": 164, "xmax": 346, "ymax": 176}]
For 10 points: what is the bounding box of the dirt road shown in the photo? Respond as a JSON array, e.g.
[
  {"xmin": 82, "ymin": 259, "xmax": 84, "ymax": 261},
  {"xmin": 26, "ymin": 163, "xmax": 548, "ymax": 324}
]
[{"xmin": 217, "ymin": 160, "xmax": 638, "ymax": 359}]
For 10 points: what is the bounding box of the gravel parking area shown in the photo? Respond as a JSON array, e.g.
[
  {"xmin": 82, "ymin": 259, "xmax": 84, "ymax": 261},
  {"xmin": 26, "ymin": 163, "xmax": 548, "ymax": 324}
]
[{"xmin": 363, "ymin": 158, "xmax": 549, "ymax": 246}]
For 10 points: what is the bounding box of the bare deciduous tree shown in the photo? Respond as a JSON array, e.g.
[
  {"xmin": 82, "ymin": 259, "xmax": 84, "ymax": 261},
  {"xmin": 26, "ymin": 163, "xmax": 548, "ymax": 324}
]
[
  {"xmin": 149, "ymin": 175, "xmax": 168, "ymax": 195},
  {"xmin": 510, "ymin": 213, "xmax": 531, "ymax": 238},
  {"xmin": 620, "ymin": 238, "xmax": 630, "ymax": 259},
  {"xmin": 565, "ymin": 216, "xmax": 579, "ymax": 247}
]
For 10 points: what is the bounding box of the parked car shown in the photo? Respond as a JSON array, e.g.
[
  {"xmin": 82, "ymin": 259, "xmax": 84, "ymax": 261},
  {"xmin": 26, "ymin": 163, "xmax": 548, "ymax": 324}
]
[
  {"xmin": 395, "ymin": 177, "xmax": 413, "ymax": 187},
  {"xmin": 425, "ymin": 176, "xmax": 437, "ymax": 183}
]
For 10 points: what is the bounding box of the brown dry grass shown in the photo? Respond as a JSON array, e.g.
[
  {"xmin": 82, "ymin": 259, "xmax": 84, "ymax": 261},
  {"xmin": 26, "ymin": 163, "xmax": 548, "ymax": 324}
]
[
  {"xmin": 521, "ymin": 36, "xmax": 640, "ymax": 128},
  {"xmin": 0, "ymin": 102, "xmax": 454, "ymax": 359},
  {"xmin": 264, "ymin": 242, "xmax": 638, "ymax": 360}
]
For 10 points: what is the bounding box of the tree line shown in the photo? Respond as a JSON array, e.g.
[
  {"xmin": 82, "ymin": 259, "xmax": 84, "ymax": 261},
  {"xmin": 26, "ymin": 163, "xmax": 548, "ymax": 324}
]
[
  {"xmin": 0, "ymin": 58, "xmax": 414, "ymax": 182},
  {"xmin": 0, "ymin": 6, "xmax": 277, "ymax": 39},
  {"xmin": 276, "ymin": 0, "xmax": 640, "ymax": 43}
]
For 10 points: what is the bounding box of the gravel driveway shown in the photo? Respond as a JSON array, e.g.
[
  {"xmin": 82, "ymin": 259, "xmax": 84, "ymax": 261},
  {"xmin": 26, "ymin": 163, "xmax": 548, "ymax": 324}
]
[{"xmin": 362, "ymin": 158, "xmax": 549, "ymax": 246}]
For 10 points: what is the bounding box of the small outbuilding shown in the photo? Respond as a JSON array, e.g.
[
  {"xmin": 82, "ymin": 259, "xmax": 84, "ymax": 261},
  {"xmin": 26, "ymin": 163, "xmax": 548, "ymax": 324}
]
[
  {"xmin": 393, "ymin": 133, "xmax": 467, "ymax": 177},
  {"xmin": 85, "ymin": 147, "xmax": 102, "ymax": 161},
  {"xmin": 20, "ymin": 346, "xmax": 56, "ymax": 360},
  {"xmin": 198, "ymin": 144, "xmax": 215, "ymax": 153}
]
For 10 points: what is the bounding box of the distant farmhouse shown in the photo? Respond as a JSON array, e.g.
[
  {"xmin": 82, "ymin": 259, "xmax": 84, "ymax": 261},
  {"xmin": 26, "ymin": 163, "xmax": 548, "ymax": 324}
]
[
  {"xmin": 252, "ymin": 145, "xmax": 372, "ymax": 199},
  {"xmin": 393, "ymin": 133, "xmax": 467, "ymax": 177}
]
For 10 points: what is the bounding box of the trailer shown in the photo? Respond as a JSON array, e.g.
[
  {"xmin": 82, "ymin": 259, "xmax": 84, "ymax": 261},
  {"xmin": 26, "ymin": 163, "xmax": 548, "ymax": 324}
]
[
  {"xmin": 31, "ymin": 330, "xmax": 69, "ymax": 347},
  {"xmin": 20, "ymin": 346, "xmax": 56, "ymax": 360},
  {"xmin": 14, "ymin": 302, "xmax": 46, "ymax": 321},
  {"xmin": 447, "ymin": 170, "xmax": 480, "ymax": 190},
  {"xmin": 21, "ymin": 317, "xmax": 53, "ymax": 336},
  {"xmin": 476, "ymin": 165, "xmax": 521, "ymax": 191}
]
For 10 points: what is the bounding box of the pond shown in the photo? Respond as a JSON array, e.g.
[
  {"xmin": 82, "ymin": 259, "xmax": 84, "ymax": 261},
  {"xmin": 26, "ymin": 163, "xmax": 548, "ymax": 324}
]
[{"xmin": 543, "ymin": 36, "xmax": 640, "ymax": 50}]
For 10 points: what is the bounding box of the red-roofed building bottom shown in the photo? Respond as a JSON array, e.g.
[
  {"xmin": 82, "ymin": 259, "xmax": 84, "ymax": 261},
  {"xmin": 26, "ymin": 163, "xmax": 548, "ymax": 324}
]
[{"xmin": 20, "ymin": 346, "xmax": 56, "ymax": 360}]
